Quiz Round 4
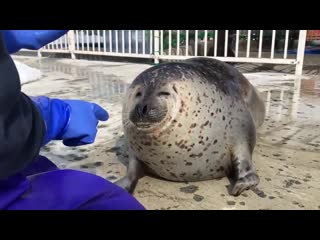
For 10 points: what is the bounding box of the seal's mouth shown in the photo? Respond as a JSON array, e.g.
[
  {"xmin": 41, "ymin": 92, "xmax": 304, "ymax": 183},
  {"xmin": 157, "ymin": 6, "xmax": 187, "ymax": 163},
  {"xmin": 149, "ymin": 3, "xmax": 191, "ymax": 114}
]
[
  {"xmin": 129, "ymin": 102, "xmax": 168, "ymax": 130},
  {"xmin": 133, "ymin": 121, "xmax": 156, "ymax": 129}
]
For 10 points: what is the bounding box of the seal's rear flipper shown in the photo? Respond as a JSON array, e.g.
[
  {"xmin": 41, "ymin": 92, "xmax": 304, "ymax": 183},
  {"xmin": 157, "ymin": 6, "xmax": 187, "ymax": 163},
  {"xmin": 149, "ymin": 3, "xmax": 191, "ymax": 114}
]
[
  {"xmin": 115, "ymin": 152, "xmax": 145, "ymax": 194},
  {"xmin": 228, "ymin": 144, "xmax": 260, "ymax": 196}
]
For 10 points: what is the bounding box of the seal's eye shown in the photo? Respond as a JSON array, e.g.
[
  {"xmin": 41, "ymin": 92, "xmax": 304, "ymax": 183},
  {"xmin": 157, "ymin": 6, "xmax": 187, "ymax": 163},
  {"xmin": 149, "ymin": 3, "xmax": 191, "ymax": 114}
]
[
  {"xmin": 158, "ymin": 91, "xmax": 170, "ymax": 97},
  {"xmin": 135, "ymin": 92, "xmax": 142, "ymax": 98}
]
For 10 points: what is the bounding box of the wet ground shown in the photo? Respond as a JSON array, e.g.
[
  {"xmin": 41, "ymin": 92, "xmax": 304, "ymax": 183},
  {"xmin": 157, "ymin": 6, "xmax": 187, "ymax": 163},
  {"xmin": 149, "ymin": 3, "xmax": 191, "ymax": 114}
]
[{"xmin": 17, "ymin": 56, "xmax": 320, "ymax": 210}]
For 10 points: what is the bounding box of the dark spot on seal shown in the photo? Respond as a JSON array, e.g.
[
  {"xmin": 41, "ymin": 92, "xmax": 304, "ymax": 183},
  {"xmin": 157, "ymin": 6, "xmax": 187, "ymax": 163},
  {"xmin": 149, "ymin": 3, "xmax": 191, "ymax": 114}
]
[
  {"xmin": 197, "ymin": 96, "xmax": 201, "ymax": 103},
  {"xmin": 185, "ymin": 162, "xmax": 192, "ymax": 166},
  {"xmin": 168, "ymin": 144, "xmax": 172, "ymax": 147},
  {"xmin": 210, "ymin": 169, "xmax": 214, "ymax": 172},
  {"xmin": 166, "ymin": 156, "xmax": 171, "ymax": 159},
  {"xmin": 211, "ymin": 112, "xmax": 214, "ymax": 116},
  {"xmin": 222, "ymin": 116, "xmax": 225, "ymax": 121},
  {"xmin": 178, "ymin": 123, "xmax": 182, "ymax": 127},
  {"xmin": 265, "ymin": 178, "xmax": 271, "ymax": 182},
  {"xmin": 273, "ymin": 153, "xmax": 281, "ymax": 157},
  {"xmin": 252, "ymin": 188, "xmax": 267, "ymax": 198},
  {"xmin": 170, "ymin": 172, "xmax": 177, "ymax": 178},
  {"xmin": 239, "ymin": 201, "xmax": 245, "ymax": 206},
  {"xmin": 227, "ymin": 201, "xmax": 236, "ymax": 206},
  {"xmin": 190, "ymin": 123, "xmax": 197, "ymax": 128},
  {"xmin": 160, "ymin": 160, "xmax": 165, "ymax": 164},
  {"xmin": 206, "ymin": 159, "xmax": 209, "ymax": 163},
  {"xmin": 180, "ymin": 172, "xmax": 186, "ymax": 177},
  {"xmin": 200, "ymin": 120, "xmax": 210, "ymax": 129},
  {"xmin": 268, "ymin": 196, "xmax": 275, "ymax": 200},
  {"xmin": 193, "ymin": 194, "xmax": 204, "ymax": 202},
  {"xmin": 241, "ymin": 193, "xmax": 248, "ymax": 197},
  {"xmin": 213, "ymin": 139, "xmax": 218, "ymax": 144},
  {"xmin": 217, "ymin": 166, "xmax": 224, "ymax": 172},
  {"xmin": 284, "ymin": 179, "xmax": 301, "ymax": 188},
  {"xmin": 94, "ymin": 162, "xmax": 103, "ymax": 167},
  {"xmin": 180, "ymin": 185, "xmax": 199, "ymax": 194},
  {"xmin": 175, "ymin": 140, "xmax": 184, "ymax": 147},
  {"xmin": 73, "ymin": 156, "xmax": 87, "ymax": 161},
  {"xmin": 142, "ymin": 141, "xmax": 152, "ymax": 146},
  {"xmin": 173, "ymin": 85, "xmax": 178, "ymax": 93},
  {"xmin": 189, "ymin": 153, "xmax": 203, "ymax": 158}
]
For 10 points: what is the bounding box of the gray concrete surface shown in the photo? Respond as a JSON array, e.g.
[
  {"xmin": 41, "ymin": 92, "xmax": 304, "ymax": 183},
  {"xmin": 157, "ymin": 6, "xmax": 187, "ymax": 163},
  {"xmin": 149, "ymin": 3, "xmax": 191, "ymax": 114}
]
[{"xmin": 17, "ymin": 56, "xmax": 320, "ymax": 210}]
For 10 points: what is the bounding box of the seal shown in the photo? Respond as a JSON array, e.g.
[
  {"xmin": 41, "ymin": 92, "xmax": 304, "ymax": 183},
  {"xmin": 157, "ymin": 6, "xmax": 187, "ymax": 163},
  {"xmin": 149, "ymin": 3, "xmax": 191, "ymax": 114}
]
[{"xmin": 115, "ymin": 57, "xmax": 265, "ymax": 196}]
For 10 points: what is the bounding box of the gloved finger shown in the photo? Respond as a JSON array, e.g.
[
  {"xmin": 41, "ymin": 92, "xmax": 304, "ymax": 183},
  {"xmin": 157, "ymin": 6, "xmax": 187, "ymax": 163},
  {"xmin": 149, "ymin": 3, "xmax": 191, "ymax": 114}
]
[
  {"xmin": 92, "ymin": 103, "xmax": 109, "ymax": 121},
  {"xmin": 63, "ymin": 136, "xmax": 95, "ymax": 147},
  {"xmin": 63, "ymin": 138, "xmax": 86, "ymax": 147}
]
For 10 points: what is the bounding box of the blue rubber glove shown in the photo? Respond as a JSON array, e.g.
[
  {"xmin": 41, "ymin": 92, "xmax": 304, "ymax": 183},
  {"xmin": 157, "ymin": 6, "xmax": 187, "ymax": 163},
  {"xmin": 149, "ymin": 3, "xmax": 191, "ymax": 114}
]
[
  {"xmin": 2, "ymin": 30, "xmax": 69, "ymax": 54},
  {"xmin": 30, "ymin": 96, "xmax": 109, "ymax": 147}
]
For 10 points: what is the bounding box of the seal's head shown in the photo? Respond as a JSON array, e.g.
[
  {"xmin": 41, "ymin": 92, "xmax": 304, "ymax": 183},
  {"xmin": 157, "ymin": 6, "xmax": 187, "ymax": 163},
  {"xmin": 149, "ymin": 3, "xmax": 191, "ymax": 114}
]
[
  {"xmin": 123, "ymin": 64, "xmax": 185, "ymax": 132},
  {"xmin": 126, "ymin": 80, "xmax": 180, "ymax": 130}
]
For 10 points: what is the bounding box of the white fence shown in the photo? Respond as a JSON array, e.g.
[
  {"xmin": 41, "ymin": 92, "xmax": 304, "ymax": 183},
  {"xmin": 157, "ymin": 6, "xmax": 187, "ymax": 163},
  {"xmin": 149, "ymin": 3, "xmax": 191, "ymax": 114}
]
[{"xmin": 29, "ymin": 30, "xmax": 307, "ymax": 75}]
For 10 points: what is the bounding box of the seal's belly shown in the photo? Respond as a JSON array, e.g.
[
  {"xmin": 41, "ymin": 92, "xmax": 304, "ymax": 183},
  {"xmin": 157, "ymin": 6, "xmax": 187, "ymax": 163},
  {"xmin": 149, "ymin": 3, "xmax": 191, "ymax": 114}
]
[
  {"xmin": 145, "ymin": 148, "xmax": 231, "ymax": 182},
  {"xmin": 128, "ymin": 128, "xmax": 233, "ymax": 181}
]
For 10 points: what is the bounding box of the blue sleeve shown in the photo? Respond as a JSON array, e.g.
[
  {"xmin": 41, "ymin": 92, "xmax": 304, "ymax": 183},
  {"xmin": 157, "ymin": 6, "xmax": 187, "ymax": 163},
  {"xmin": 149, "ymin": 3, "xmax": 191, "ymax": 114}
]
[{"xmin": 2, "ymin": 30, "xmax": 69, "ymax": 54}]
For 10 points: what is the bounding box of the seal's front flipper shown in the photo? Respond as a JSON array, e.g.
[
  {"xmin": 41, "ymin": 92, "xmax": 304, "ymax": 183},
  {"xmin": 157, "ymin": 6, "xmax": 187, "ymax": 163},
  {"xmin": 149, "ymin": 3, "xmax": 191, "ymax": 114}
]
[
  {"xmin": 228, "ymin": 144, "xmax": 260, "ymax": 196},
  {"xmin": 115, "ymin": 152, "xmax": 145, "ymax": 194}
]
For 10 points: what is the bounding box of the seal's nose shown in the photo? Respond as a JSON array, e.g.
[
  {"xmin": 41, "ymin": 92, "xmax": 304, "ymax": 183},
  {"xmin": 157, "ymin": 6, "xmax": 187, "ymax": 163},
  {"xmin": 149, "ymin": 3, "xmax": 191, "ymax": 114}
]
[{"xmin": 135, "ymin": 103, "xmax": 149, "ymax": 118}]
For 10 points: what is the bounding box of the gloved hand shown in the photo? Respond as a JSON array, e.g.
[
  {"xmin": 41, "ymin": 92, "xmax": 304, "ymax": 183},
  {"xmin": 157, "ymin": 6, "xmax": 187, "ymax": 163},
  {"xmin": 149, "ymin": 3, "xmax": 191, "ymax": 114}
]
[
  {"xmin": 2, "ymin": 30, "xmax": 69, "ymax": 54},
  {"xmin": 30, "ymin": 96, "xmax": 109, "ymax": 147}
]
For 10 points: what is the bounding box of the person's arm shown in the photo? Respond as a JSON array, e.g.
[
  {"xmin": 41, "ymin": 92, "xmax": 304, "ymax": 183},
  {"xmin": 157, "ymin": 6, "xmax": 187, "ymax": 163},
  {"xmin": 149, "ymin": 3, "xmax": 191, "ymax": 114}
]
[
  {"xmin": 2, "ymin": 30, "xmax": 109, "ymax": 147},
  {"xmin": 0, "ymin": 31, "xmax": 46, "ymax": 179},
  {"xmin": 2, "ymin": 30, "xmax": 69, "ymax": 54}
]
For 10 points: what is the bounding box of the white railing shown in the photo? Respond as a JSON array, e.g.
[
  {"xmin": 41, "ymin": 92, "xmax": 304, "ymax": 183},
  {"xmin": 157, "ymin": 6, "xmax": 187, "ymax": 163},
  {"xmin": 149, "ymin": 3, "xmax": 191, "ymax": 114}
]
[{"xmin": 28, "ymin": 30, "xmax": 307, "ymax": 75}]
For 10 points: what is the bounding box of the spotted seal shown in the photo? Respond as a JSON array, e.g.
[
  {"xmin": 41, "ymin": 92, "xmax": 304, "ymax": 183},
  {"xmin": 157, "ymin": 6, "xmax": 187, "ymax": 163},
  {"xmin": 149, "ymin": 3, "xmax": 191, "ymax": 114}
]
[{"xmin": 115, "ymin": 57, "xmax": 265, "ymax": 196}]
